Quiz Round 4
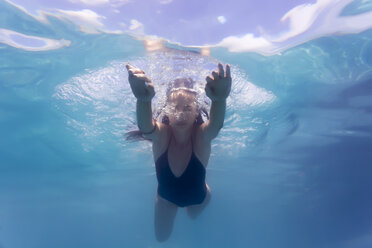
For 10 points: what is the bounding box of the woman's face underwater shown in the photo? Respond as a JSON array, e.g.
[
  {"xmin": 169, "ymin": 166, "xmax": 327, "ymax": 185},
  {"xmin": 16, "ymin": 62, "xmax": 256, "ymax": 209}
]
[{"xmin": 167, "ymin": 90, "xmax": 199, "ymax": 128}]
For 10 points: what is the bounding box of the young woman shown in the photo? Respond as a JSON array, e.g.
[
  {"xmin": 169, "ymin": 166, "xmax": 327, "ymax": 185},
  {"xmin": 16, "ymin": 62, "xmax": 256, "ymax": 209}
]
[{"xmin": 126, "ymin": 62, "xmax": 231, "ymax": 242}]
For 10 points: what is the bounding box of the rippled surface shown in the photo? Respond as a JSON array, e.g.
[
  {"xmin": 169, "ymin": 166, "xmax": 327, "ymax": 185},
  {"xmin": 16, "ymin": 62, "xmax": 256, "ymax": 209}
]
[{"xmin": 1, "ymin": 1, "xmax": 372, "ymax": 248}]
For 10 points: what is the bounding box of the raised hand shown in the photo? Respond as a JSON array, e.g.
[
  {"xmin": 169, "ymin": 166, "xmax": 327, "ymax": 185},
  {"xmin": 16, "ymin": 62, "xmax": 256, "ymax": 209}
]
[
  {"xmin": 205, "ymin": 63, "xmax": 232, "ymax": 102},
  {"xmin": 126, "ymin": 63, "xmax": 155, "ymax": 102}
]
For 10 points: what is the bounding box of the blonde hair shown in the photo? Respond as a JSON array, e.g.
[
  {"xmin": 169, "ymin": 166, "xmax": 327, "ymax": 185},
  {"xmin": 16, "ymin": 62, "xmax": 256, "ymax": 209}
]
[{"xmin": 168, "ymin": 88, "xmax": 198, "ymax": 106}]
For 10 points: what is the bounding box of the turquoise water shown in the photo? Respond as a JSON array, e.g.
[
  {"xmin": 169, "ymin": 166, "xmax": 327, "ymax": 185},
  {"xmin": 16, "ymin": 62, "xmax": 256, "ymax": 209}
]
[{"xmin": 1, "ymin": 1, "xmax": 372, "ymax": 248}]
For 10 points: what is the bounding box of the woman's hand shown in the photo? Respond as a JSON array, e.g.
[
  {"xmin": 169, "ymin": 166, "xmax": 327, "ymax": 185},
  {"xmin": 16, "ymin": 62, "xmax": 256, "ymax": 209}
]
[
  {"xmin": 205, "ymin": 63, "xmax": 232, "ymax": 102},
  {"xmin": 126, "ymin": 63, "xmax": 155, "ymax": 102}
]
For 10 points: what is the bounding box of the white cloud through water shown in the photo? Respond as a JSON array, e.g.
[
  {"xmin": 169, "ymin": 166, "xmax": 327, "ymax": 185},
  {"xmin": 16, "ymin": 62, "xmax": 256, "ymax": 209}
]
[
  {"xmin": 55, "ymin": 8, "xmax": 124, "ymax": 34},
  {"xmin": 69, "ymin": 0, "xmax": 131, "ymax": 7},
  {"xmin": 217, "ymin": 0, "xmax": 372, "ymax": 55},
  {"xmin": 0, "ymin": 28, "xmax": 71, "ymax": 51},
  {"xmin": 3, "ymin": 0, "xmax": 372, "ymax": 55},
  {"xmin": 57, "ymin": 9, "xmax": 106, "ymax": 34}
]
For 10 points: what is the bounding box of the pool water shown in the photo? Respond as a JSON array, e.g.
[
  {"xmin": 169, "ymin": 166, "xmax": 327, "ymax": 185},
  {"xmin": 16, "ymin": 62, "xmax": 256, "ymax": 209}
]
[{"xmin": 1, "ymin": 0, "xmax": 372, "ymax": 248}]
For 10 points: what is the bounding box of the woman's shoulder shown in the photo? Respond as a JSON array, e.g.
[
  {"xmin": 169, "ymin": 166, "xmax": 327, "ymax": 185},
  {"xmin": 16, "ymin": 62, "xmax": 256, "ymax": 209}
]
[
  {"xmin": 141, "ymin": 120, "xmax": 170, "ymax": 142},
  {"xmin": 193, "ymin": 124, "xmax": 212, "ymax": 146},
  {"xmin": 151, "ymin": 123, "xmax": 171, "ymax": 160}
]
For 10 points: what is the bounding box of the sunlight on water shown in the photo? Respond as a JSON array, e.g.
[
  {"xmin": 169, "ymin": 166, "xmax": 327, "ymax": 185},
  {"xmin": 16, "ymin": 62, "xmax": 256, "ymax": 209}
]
[{"xmin": 53, "ymin": 49, "xmax": 275, "ymax": 157}]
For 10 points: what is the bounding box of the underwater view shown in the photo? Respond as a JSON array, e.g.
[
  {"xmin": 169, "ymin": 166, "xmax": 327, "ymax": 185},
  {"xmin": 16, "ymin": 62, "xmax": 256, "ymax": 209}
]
[{"xmin": 1, "ymin": 0, "xmax": 372, "ymax": 247}]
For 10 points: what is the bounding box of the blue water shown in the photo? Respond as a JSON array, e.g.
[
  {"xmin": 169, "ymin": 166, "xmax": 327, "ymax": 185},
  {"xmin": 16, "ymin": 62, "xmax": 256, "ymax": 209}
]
[{"xmin": 1, "ymin": 1, "xmax": 372, "ymax": 248}]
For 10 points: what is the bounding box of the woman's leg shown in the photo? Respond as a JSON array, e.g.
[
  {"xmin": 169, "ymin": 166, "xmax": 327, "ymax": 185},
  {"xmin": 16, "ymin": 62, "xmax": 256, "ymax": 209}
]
[
  {"xmin": 186, "ymin": 184, "xmax": 211, "ymax": 219},
  {"xmin": 154, "ymin": 194, "xmax": 178, "ymax": 242}
]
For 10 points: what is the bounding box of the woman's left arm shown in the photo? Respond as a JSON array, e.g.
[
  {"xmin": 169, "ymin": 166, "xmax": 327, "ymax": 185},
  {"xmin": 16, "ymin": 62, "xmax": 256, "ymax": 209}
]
[{"xmin": 201, "ymin": 63, "xmax": 232, "ymax": 141}]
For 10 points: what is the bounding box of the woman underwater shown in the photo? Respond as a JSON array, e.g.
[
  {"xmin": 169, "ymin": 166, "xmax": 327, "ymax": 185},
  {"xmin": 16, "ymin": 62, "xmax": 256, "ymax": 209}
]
[{"xmin": 126, "ymin": 62, "xmax": 231, "ymax": 242}]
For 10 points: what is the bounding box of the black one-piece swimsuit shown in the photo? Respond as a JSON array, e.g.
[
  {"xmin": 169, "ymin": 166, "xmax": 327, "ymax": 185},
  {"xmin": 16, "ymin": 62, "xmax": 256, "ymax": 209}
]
[{"xmin": 155, "ymin": 135, "xmax": 207, "ymax": 207}]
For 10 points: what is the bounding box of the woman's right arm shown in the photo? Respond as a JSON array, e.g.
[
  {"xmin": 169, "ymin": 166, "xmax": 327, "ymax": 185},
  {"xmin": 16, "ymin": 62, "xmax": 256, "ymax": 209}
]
[
  {"xmin": 126, "ymin": 63, "xmax": 163, "ymax": 141},
  {"xmin": 136, "ymin": 100, "xmax": 155, "ymax": 134}
]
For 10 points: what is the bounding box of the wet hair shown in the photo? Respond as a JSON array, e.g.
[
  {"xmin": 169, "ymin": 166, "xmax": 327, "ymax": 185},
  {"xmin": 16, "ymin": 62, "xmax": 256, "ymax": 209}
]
[
  {"xmin": 125, "ymin": 78, "xmax": 209, "ymax": 142},
  {"xmin": 162, "ymin": 87, "xmax": 206, "ymax": 125}
]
